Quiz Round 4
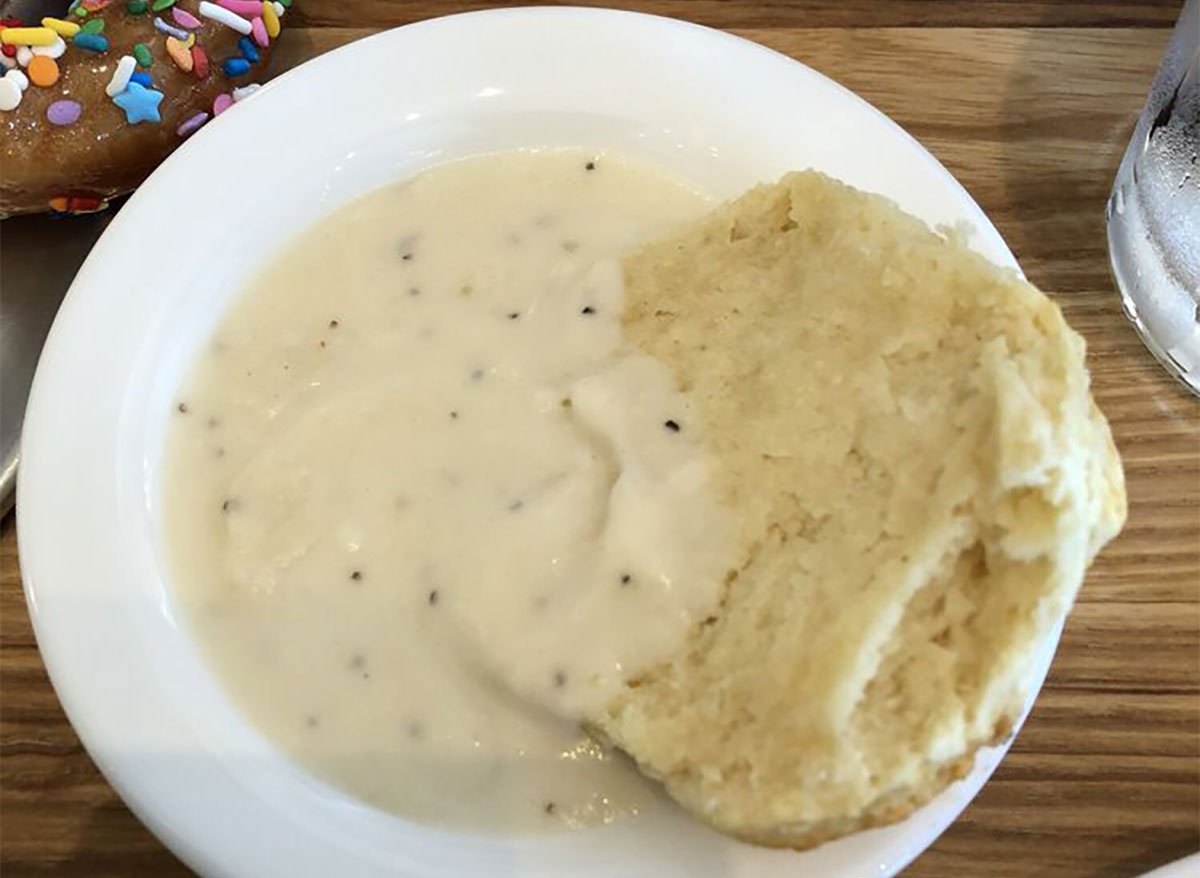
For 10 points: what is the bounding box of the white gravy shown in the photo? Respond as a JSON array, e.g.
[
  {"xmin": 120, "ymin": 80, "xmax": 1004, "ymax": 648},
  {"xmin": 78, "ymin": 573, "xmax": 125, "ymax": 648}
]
[{"xmin": 162, "ymin": 149, "xmax": 729, "ymax": 832}]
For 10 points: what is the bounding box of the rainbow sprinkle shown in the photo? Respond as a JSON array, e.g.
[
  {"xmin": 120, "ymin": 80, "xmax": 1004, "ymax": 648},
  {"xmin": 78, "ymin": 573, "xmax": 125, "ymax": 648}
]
[
  {"xmin": 1, "ymin": 27, "xmax": 58, "ymax": 46},
  {"xmin": 198, "ymin": 2, "xmax": 251, "ymax": 34},
  {"xmin": 171, "ymin": 7, "xmax": 201, "ymax": 29},
  {"xmin": 46, "ymin": 98, "xmax": 81, "ymax": 125},
  {"xmin": 73, "ymin": 31, "xmax": 108, "ymax": 52},
  {"xmin": 111, "ymin": 79, "xmax": 162, "ymax": 122},
  {"xmin": 104, "ymin": 53, "xmax": 134, "ymax": 95},
  {"xmin": 153, "ymin": 16, "xmax": 188, "ymax": 39},
  {"xmin": 236, "ymin": 34, "xmax": 257, "ymax": 62},
  {"xmin": 41, "ymin": 17, "xmax": 81, "ymax": 38},
  {"xmin": 176, "ymin": 109, "xmax": 207, "ymax": 136}
]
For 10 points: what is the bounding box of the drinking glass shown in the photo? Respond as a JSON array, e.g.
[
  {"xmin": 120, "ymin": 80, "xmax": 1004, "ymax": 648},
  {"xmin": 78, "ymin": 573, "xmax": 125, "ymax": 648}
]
[{"xmin": 1107, "ymin": 0, "xmax": 1199, "ymax": 395}]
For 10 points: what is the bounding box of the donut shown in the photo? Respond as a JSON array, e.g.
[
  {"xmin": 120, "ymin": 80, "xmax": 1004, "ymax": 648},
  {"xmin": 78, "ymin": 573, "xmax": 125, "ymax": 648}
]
[{"xmin": 0, "ymin": 0, "xmax": 291, "ymax": 217}]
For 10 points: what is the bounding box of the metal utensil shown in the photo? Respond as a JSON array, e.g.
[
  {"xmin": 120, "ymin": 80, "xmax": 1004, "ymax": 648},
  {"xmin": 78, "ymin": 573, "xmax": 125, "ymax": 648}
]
[{"xmin": 1, "ymin": 209, "xmax": 115, "ymax": 516}]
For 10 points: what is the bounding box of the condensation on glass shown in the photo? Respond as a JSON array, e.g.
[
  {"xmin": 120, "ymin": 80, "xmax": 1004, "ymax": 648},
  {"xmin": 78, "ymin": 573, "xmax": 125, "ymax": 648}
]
[{"xmin": 1107, "ymin": 0, "xmax": 1200, "ymax": 395}]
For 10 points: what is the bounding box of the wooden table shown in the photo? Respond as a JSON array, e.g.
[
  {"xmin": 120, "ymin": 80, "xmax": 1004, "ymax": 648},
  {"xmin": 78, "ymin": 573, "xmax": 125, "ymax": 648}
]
[{"xmin": 2, "ymin": 1, "xmax": 1197, "ymax": 875}]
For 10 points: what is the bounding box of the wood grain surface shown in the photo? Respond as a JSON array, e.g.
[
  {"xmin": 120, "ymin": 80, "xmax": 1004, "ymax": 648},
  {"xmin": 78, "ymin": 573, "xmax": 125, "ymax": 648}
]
[{"xmin": 2, "ymin": 2, "xmax": 1198, "ymax": 876}]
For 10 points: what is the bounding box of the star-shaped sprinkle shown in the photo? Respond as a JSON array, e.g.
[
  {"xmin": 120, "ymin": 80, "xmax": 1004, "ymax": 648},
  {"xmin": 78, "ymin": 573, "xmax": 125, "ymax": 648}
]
[{"xmin": 112, "ymin": 80, "xmax": 162, "ymax": 123}]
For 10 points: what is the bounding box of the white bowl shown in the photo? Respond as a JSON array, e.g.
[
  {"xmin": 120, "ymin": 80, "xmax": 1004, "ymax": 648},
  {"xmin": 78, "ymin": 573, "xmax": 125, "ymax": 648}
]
[{"xmin": 18, "ymin": 8, "xmax": 1050, "ymax": 878}]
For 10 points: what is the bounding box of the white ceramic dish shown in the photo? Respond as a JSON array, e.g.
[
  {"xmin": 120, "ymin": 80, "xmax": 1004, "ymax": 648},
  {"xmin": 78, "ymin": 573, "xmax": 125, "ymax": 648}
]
[
  {"xmin": 1137, "ymin": 853, "xmax": 1200, "ymax": 878},
  {"xmin": 18, "ymin": 8, "xmax": 1055, "ymax": 878}
]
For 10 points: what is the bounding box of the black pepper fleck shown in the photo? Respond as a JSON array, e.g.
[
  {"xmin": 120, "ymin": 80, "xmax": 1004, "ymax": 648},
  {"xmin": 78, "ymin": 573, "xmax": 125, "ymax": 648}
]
[
  {"xmin": 544, "ymin": 801, "xmax": 558, "ymax": 815},
  {"xmin": 221, "ymin": 498, "xmax": 240, "ymax": 513},
  {"xmin": 620, "ymin": 573, "xmax": 633, "ymax": 586},
  {"xmin": 507, "ymin": 312, "xmax": 521, "ymax": 320},
  {"xmin": 329, "ymin": 319, "xmax": 340, "ymax": 329},
  {"xmin": 349, "ymin": 654, "xmax": 367, "ymax": 672},
  {"xmin": 553, "ymin": 670, "xmax": 568, "ymax": 688},
  {"xmin": 401, "ymin": 252, "xmax": 414, "ymax": 261},
  {"xmin": 470, "ymin": 368, "xmax": 485, "ymax": 382},
  {"xmin": 350, "ymin": 570, "xmax": 363, "ymax": 582},
  {"xmin": 319, "ymin": 339, "xmax": 327, "ymax": 348},
  {"xmin": 508, "ymin": 499, "xmax": 524, "ymax": 512},
  {"xmin": 428, "ymin": 589, "xmax": 439, "ymax": 607},
  {"xmin": 585, "ymin": 160, "xmax": 596, "ymax": 171},
  {"xmin": 449, "ymin": 410, "xmax": 459, "ymax": 420},
  {"xmin": 580, "ymin": 306, "xmax": 596, "ymax": 316},
  {"xmin": 177, "ymin": 402, "xmax": 190, "ymax": 414},
  {"xmin": 664, "ymin": 419, "xmax": 681, "ymax": 432}
]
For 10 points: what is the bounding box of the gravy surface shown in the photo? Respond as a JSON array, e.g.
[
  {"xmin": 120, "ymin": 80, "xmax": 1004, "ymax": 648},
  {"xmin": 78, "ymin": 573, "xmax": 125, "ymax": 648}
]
[{"xmin": 162, "ymin": 149, "xmax": 731, "ymax": 831}]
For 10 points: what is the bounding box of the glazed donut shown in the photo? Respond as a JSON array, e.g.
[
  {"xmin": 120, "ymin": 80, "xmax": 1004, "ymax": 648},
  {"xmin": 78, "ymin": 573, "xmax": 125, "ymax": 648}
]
[{"xmin": 0, "ymin": 0, "xmax": 291, "ymax": 216}]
